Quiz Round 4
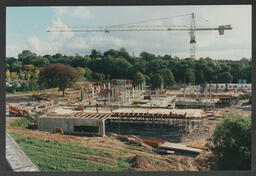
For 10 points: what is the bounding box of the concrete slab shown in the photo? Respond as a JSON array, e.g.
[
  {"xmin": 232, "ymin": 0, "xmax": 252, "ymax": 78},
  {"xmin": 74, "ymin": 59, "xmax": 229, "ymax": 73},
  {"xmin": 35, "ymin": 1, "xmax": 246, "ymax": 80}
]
[
  {"xmin": 6, "ymin": 133, "xmax": 39, "ymax": 172},
  {"xmin": 159, "ymin": 141, "xmax": 202, "ymax": 154}
]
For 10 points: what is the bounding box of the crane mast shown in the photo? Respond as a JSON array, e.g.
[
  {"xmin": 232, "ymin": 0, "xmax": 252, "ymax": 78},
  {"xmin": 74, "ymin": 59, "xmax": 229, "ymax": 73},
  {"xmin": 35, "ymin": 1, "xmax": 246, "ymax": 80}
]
[
  {"xmin": 190, "ymin": 13, "xmax": 196, "ymax": 59},
  {"xmin": 47, "ymin": 13, "xmax": 232, "ymax": 59}
]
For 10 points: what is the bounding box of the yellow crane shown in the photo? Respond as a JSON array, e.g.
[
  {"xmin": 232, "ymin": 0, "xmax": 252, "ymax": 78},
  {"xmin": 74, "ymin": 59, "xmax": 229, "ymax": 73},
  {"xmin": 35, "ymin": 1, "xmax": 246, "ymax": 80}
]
[{"xmin": 47, "ymin": 13, "xmax": 232, "ymax": 59}]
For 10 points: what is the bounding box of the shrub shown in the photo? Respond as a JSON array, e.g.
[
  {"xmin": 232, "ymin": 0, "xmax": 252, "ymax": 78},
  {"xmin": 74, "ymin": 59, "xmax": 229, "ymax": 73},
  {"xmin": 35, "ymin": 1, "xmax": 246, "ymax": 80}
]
[
  {"xmin": 239, "ymin": 94, "xmax": 251, "ymax": 100},
  {"xmin": 207, "ymin": 114, "xmax": 251, "ymax": 170}
]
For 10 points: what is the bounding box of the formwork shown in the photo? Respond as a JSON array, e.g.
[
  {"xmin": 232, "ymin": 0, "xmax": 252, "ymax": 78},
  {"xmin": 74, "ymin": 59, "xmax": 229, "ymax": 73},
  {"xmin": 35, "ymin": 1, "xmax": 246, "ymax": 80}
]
[
  {"xmin": 38, "ymin": 108, "xmax": 207, "ymax": 137},
  {"xmin": 38, "ymin": 113, "xmax": 110, "ymax": 136}
]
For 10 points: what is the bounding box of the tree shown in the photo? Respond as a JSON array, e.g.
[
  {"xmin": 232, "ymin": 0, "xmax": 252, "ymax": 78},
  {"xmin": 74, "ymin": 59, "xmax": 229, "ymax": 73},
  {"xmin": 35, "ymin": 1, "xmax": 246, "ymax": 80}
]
[
  {"xmin": 103, "ymin": 49, "xmax": 118, "ymax": 57},
  {"xmin": 24, "ymin": 64, "xmax": 35, "ymax": 71},
  {"xmin": 240, "ymin": 66, "xmax": 251, "ymax": 83},
  {"xmin": 220, "ymin": 63, "xmax": 231, "ymax": 72},
  {"xmin": 207, "ymin": 114, "xmax": 251, "ymax": 170},
  {"xmin": 111, "ymin": 57, "xmax": 132, "ymax": 79},
  {"xmin": 151, "ymin": 73, "xmax": 163, "ymax": 89},
  {"xmin": 6, "ymin": 70, "xmax": 11, "ymax": 80},
  {"xmin": 6, "ymin": 57, "xmax": 17, "ymax": 66},
  {"xmin": 34, "ymin": 69, "xmax": 40, "ymax": 79},
  {"xmin": 218, "ymin": 72, "xmax": 233, "ymax": 83},
  {"xmin": 18, "ymin": 71, "xmax": 25, "ymax": 80},
  {"xmin": 140, "ymin": 51, "xmax": 156, "ymax": 61},
  {"xmin": 133, "ymin": 72, "xmax": 145, "ymax": 87},
  {"xmin": 25, "ymin": 72, "xmax": 31, "ymax": 80},
  {"xmin": 90, "ymin": 49, "xmax": 102, "ymax": 58},
  {"xmin": 147, "ymin": 59, "xmax": 167, "ymax": 74},
  {"xmin": 230, "ymin": 63, "xmax": 245, "ymax": 83},
  {"xmin": 32, "ymin": 56, "xmax": 50, "ymax": 67},
  {"xmin": 93, "ymin": 72, "xmax": 105, "ymax": 81},
  {"xmin": 10, "ymin": 61, "xmax": 22, "ymax": 72},
  {"xmin": 159, "ymin": 69, "xmax": 176, "ymax": 88},
  {"xmin": 184, "ymin": 68, "xmax": 195, "ymax": 84},
  {"xmin": 144, "ymin": 74, "xmax": 150, "ymax": 85},
  {"xmin": 70, "ymin": 56, "xmax": 91, "ymax": 68},
  {"xmin": 18, "ymin": 50, "xmax": 36, "ymax": 64},
  {"xmin": 119, "ymin": 48, "xmax": 130, "ymax": 59},
  {"xmin": 38, "ymin": 63, "xmax": 79, "ymax": 96},
  {"xmin": 10, "ymin": 72, "xmax": 18, "ymax": 80},
  {"xmin": 76, "ymin": 67, "xmax": 86, "ymax": 80}
]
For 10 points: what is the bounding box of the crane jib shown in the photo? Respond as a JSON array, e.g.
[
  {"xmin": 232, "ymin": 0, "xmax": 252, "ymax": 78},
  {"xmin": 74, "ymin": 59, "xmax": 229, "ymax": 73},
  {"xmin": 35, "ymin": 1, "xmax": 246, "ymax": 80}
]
[{"xmin": 47, "ymin": 25, "xmax": 232, "ymax": 33}]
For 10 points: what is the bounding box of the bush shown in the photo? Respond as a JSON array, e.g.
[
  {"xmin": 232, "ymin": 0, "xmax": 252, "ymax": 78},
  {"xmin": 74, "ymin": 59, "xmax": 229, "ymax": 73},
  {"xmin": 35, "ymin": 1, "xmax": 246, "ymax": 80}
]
[
  {"xmin": 207, "ymin": 114, "xmax": 251, "ymax": 170},
  {"xmin": 10, "ymin": 118, "xmax": 30, "ymax": 128},
  {"xmin": 239, "ymin": 94, "xmax": 251, "ymax": 100}
]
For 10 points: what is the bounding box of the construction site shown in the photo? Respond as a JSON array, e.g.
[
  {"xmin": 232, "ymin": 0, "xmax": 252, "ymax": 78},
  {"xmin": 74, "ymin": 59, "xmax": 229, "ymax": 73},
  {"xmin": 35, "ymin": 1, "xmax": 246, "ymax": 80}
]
[
  {"xmin": 5, "ymin": 10, "xmax": 252, "ymax": 171},
  {"xmin": 6, "ymin": 81, "xmax": 251, "ymax": 166}
]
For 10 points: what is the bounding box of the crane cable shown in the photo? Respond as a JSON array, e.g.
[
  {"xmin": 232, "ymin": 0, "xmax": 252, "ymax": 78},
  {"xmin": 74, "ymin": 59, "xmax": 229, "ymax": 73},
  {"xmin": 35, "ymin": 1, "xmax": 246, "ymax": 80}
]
[{"xmin": 53, "ymin": 13, "xmax": 192, "ymax": 30}]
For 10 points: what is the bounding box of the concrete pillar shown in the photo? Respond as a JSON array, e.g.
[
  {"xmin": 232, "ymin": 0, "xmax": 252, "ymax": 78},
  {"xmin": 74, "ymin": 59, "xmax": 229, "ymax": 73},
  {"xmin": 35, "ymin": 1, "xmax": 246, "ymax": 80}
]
[
  {"xmin": 108, "ymin": 82, "xmax": 111, "ymax": 89},
  {"xmin": 197, "ymin": 86, "xmax": 199, "ymax": 100},
  {"xmin": 104, "ymin": 84, "xmax": 106, "ymax": 89},
  {"xmin": 98, "ymin": 85, "xmax": 101, "ymax": 93},
  {"xmin": 108, "ymin": 92, "xmax": 110, "ymax": 105},
  {"xmin": 132, "ymin": 88, "xmax": 134, "ymax": 100},
  {"xmin": 155, "ymin": 89, "xmax": 157, "ymax": 104},
  {"xmin": 92, "ymin": 87, "xmax": 95, "ymax": 100},
  {"xmin": 128, "ymin": 89, "xmax": 130, "ymax": 103},
  {"xmin": 112, "ymin": 88, "xmax": 114, "ymax": 101},
  {"xmin": 98, "ymin": 120, "xmax": 106, "ymax": 137},
  {"xmin": 184, "ymin": 87, "xmax": 186, "ymax": 101}
]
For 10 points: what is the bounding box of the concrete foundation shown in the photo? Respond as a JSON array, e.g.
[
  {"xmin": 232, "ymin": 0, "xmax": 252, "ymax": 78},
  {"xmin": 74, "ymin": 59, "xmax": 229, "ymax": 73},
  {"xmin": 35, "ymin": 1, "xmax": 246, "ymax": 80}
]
[{"xmin": 38, "ymin": 113, "xmax": 108, "ymax": 136}]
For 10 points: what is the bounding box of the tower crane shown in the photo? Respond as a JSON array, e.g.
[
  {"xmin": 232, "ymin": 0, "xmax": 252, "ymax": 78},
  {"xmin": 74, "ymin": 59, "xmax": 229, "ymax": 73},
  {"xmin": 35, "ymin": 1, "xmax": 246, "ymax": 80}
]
[{"xmin": 47, "ymin": 13, "xmax": 232, "ymax": 59}]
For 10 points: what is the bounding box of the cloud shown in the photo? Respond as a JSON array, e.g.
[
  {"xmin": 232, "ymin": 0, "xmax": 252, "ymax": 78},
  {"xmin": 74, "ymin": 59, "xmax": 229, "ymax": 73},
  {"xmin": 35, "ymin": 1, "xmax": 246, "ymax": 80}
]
[
  {"xmin": 7, "ymin": 5, "xmax": 251, "ymax": 60},
  {"xmin": 52, "ymin": 7, "xmax": 68, "ymax": 17},
  {"xmin": 48, "ymin": 18, "xmax": 74, "ymax": 42},
  {"xmin": 27, "ymin": 35, "xmax": 61, "ymax": 55},
  {"xmin": 71, "ymin": 7, "xmax": 93, "ymax": 19},
  {"xmin": 6, "ymin": 45, "xmax": 27, "ymax": 58}
]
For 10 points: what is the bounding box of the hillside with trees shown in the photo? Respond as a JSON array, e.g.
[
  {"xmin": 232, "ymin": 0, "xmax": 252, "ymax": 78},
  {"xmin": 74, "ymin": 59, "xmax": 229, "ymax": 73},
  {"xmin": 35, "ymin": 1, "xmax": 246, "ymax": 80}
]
[{"xmin": 6, "ymin": 48, "xmax": 251, "ymax": 92}]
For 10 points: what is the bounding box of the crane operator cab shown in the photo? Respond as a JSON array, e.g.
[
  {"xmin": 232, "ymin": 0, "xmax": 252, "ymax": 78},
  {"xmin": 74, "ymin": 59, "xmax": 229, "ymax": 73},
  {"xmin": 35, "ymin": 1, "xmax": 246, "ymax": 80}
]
[{"xmin": 218, "ymin": 24, "xmax": 232, "ymax": 35}]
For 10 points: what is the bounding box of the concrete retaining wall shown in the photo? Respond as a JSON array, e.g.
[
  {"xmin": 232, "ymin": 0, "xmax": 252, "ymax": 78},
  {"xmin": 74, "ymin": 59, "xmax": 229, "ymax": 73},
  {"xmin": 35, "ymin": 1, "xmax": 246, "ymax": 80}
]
[
  {"xmin": 6, "ymin": 133, "xmax": 39, "ymax": 171},
  {"xmin": 38, "ymin": 117, "xmax": 105, "ymax": 136}
]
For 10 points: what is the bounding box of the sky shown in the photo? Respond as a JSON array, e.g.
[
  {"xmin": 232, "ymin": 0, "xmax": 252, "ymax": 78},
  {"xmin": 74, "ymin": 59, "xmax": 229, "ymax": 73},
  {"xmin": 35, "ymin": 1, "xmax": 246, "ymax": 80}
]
[{"xmin": 6, "ymin": 5, "xmax": 251, "ymax": 60}]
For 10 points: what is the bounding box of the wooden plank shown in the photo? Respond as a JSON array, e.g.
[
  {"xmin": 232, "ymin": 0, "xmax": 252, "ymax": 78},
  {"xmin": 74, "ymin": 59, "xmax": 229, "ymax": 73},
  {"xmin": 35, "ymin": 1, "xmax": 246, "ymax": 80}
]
[{"xmin": 159, "ymin": 142, "xmax": 202, "ymax": 154}]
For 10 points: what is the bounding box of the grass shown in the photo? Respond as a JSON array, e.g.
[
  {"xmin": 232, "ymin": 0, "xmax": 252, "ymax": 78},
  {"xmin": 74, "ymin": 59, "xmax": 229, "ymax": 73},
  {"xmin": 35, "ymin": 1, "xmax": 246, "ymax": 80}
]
[
  {"xmin": 6, "ymin": 88, "xmax": 59, "ymax": 97},
  {"xmin": 8, "ymin": 132, "xmax": 131, "ymax": 171},
  {"xmin": 10, "ymin": 116, "xmax": 37, "ymax": 129},
  {"xmin": 239, "ymin": 93, "xmax": 251, "ymax": 100},
  {"xmin": 9, "ymin": 118, "xmax": 31, "ymax": 128}
]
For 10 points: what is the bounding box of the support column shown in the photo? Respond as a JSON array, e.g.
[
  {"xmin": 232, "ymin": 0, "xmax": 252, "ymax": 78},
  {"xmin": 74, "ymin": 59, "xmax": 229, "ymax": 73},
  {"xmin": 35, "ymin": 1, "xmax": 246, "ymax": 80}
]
[
  {"xmin": 92, "ymin": 87, "xmax": 95, "ymax": 101},
  {"xmin": 118, "ymin": 122, "xmax": 121, "ymax": 134},
  {"xmin": 132, "ymin": 88, "xmax": 134, "ymax": 100},
  {"xmin": 128, "ymin": 89, "xmax": 130, "ymax": 103},
  {"xmin": 108, "ymin": 92, "xmax": 110, "ymax": 105},
  {"xmin": 98, "ymin": 119, "xmax": 106, "ymax": 137}
]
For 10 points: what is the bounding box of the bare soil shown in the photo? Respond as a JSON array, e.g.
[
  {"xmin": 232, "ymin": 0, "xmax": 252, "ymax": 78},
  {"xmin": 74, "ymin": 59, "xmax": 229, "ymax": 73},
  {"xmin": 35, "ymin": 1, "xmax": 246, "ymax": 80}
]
[
  {"xmin": 6, "ymin": 90, "xmax": 251, "ymax": 171},
  {"xmin": 6, "ymin": 118, "xmax": 206, "ymax": 171}
]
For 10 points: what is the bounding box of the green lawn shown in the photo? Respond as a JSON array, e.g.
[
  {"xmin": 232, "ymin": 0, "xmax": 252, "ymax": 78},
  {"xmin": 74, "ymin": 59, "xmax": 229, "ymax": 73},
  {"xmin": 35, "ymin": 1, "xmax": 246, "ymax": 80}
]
[{"xmin": 9, "ymin": 132, "xmax": 131, "ymax": 171}]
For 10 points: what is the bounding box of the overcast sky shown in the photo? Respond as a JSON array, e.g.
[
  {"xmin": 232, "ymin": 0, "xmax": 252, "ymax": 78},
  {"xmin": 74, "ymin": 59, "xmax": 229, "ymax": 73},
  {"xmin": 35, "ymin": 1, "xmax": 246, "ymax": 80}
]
[{"xmin": 7, "ymin": 5, "xmax": 251, "ymax": 60}]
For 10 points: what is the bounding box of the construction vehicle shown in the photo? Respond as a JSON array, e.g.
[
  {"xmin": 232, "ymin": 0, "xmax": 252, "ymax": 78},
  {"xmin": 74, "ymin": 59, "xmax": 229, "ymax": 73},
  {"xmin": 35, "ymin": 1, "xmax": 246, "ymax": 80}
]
[
  {"xmin": 8, "ymin": 105, "xmax": 29, "ymax": 117},
  {"xmin": 47, "ymin": 12, "xmax": 232, "ymax": 59}
]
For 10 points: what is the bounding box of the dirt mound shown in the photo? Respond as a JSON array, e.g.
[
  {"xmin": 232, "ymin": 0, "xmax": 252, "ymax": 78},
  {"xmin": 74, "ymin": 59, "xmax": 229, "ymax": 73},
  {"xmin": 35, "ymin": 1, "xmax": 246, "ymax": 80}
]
[
  {"xmin": 194, "ymin": 152, "xmax": 213, "ymax": 170},
  {"xmin": 129, "ymin": 154, "xmax": 157, "ymax": 171}
]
